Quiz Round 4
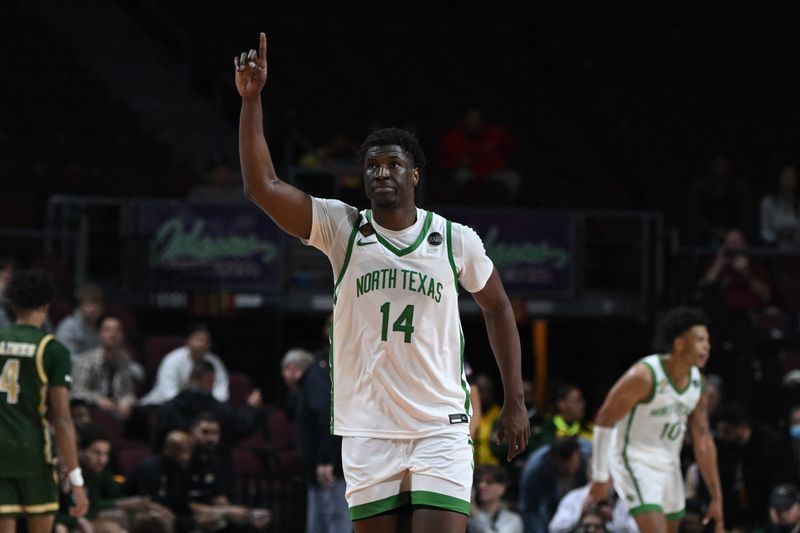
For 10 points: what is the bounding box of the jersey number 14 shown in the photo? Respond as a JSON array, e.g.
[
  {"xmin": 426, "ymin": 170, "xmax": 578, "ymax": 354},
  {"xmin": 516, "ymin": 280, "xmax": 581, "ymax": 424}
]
[{"xmin": 379, "ymin": 302, "xmax": 415, "ymax": 343}]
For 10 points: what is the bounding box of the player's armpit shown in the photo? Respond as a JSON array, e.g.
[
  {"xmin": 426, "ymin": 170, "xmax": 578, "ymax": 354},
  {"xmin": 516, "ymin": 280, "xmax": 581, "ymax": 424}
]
[{"xmin": 594, "ymin": 363, "xmax": 654, "ymax": 427}]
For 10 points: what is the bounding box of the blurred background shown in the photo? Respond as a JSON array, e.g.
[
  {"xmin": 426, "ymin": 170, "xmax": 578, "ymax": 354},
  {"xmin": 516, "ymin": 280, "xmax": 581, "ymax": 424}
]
[{"xmin": 3, "ymin": 2, "xmax": 800, "ymax": 530}]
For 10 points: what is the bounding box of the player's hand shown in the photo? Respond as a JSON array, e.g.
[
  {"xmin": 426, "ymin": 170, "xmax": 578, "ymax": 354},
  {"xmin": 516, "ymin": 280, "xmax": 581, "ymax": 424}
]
[
  {"xmin": 70, "ymin": 485, "xmax": 89, "ymax": 517},
  {"xmin": 235, "ymin": 32, "xmax": 268, "ymax": 99},
  {"xmin": 496, "ymin": 397, "xmax": 530, "ymax": 461},
  {"xmin": 704, "ymin": 497, "xmax": 725, "ymax": 533},
  {"xmin": 586, "ymin": 481, "xmax": 611, "ymax": 507}
]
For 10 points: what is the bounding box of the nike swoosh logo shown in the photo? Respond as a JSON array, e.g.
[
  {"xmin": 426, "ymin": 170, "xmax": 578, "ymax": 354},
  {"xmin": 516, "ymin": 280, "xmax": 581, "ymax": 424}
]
[{"xmin": 356, "ymin": 239, "xmax": 377, "ymax": 246}]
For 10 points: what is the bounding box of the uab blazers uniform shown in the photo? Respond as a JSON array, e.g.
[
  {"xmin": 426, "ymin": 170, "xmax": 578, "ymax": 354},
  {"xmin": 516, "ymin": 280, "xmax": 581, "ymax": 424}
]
[
  {"xmin": 305, "ymin": 198, "xmax": 493, "ymax": 519},
  {"xmin": 610, "ymin": 354, "xmax": 703, "ymax": 518},
  {"xmin": 0, "ymin": 324, "xmax": 71, "ymax": 516}
]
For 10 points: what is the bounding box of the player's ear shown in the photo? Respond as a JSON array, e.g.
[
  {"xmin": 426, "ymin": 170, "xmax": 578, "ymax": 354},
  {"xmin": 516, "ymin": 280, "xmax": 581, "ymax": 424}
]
[{"xmin": 412, "ymin": 169, "xmax": 420, "ymax": 186}]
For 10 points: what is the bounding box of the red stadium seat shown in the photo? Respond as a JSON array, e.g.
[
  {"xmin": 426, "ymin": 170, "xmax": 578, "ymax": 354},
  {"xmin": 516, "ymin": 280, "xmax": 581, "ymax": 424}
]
[
  {"xmin": 228, "ymin": 372, "xmax": 255, "ymax": 409},
  {"xmin": 115, "ymin": 442, "xmax": 151, "ymax": 478},
  {"xmin": 143, "ymin": 335, "xmax": 184, "ymax": 379}
]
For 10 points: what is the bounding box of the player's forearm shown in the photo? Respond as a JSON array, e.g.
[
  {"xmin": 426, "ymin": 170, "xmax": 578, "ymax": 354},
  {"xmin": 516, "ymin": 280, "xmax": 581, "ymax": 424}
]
[
  {"xmin": 694, "ymin": 436, "xmax": 722, "ymax": 501},
  {"xmin": 53, "ymin": 415, "xmax": 80, "ymax": 472},
  {"xmin": 239, "ymin": 96, "xmax": 280, "ymax": 198},
  {"xmin": 483, "ymin": 303, "xmax": 523, "ymax": 401}
]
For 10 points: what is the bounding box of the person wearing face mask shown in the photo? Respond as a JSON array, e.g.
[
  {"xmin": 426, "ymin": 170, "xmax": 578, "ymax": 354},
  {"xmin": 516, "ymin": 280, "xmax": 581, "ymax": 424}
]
[{"xmin": 789, "ymin": 406, "xmax": 800, "ymax": 481}]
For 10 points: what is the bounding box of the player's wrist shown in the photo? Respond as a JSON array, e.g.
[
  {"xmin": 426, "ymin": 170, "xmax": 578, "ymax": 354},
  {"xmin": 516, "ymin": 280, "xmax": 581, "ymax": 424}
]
[{"xmin": 68, "ymin": 467, "xmax": 84, "ymax": 487}]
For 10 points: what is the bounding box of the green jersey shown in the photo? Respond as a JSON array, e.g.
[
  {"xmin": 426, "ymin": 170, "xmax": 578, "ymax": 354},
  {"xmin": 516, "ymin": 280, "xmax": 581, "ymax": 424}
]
[{"xmin": 0, "ymin": 324, "xmax": 71, "ymax": 477}]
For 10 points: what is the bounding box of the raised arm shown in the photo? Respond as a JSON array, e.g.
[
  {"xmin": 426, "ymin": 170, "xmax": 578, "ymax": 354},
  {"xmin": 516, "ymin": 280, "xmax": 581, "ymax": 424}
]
[
  {"xmin": 236, "ymin": 32, "xmax": 312, "ymax": 240},
  {"xmin": 471, "ymin": 268, "xmax": 529, "ymax": 461},
  {"xmin": 688, "ymin": 389, "xmax": 724, "ymax": 533},
  {"xmin": 587, "ymin": 363, "xmax": 652, "ymax": 502}
]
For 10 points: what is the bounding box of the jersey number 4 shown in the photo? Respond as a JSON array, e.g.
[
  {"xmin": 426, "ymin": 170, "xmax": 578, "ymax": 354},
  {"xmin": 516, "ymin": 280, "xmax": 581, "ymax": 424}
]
[
  {"xmin": 379, "ymin": 302, "xmax": 415, "ymax": 343},
  {"xmin": 0, "ymin": 359, "xmax": 20, "ymax": 404}
]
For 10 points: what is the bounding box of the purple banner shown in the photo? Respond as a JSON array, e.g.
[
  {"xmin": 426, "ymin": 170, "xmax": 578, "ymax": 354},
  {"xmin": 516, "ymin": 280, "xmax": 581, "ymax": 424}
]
[
  {"xmin": 138, "ymin": 203, "xmax": 283, "ymax": 291},
  {"xmin": 440, "ymin": 209, "xmax": 574, "ymax": 296}
]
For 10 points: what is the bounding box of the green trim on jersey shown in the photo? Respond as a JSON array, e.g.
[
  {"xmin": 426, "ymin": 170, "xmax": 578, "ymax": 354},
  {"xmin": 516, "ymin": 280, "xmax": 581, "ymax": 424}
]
[
  {"xmin": 658, "ymin": 355, "xmax": 691, "ymax": 395},
  {"xmin": 629, "ymin": 504, "xmax": 664, "ymax": 516},
  {"xmin": 365, "ymin": 210, "xmax": 433, "ymax": 257},
  {"xmin": 330, "ymin": 214, "xmax": 362, "ymax": 433},
  {"xmin": 621, "ymin": 406, "xmax": 645, "ymax": 506},
  {"xmin": 446, "ymin": 220, "xmax": 459, "ymax": 295},
  {"xmin": 333, "ymin": 214, "xmax": 362, "ymax": 304},
  {"xmin": 349, "ymin": 492, "xmax": 410, "ymax": 520},
  {"xmin": 459, "ymin": 326, "xmax": 470, "ymax": 414},
  {"xmin": 640, "ymin": 360, "xmax": 657, "ymax": 404}
]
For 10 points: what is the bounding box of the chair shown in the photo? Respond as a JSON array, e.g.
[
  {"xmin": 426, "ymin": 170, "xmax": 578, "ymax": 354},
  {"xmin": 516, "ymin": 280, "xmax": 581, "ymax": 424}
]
[
  {"xmin": 228, "ymin": 372, "xmax": 255, "ymax": 409},
  {"xmin": 143, "ymin": 335, "xmax": 184, "ymax": 380},
  {"xmin": 88, "ymin": 406, "xmax": 122, "ymax": 444},
  {"xmin": 115, "ymin": 441, "xmax": 151, "ymax": 478}
]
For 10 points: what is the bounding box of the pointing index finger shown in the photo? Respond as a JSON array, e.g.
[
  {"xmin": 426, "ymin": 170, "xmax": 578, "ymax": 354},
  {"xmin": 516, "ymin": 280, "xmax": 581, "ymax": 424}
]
[{"xmin": 259, "ymin": 32, "xmax": 267, "ymax": 60}]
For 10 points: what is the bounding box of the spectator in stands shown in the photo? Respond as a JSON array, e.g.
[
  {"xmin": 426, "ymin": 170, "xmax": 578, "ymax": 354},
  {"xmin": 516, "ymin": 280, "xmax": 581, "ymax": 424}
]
[
  {"xmin": 490, "ymin": 378, "xmax": 543, "ymax": 459},
  {"xmin": 55, "ymin": 283, "xmax": 105, "ymax": 358},
  {"xmin": 280, "ymin": 348, "xmax": 351, "ymax": 533},
  {"xmin": 700, "ymin": 229, "xmax": 772, "ymax": 312},
  {"xmin": 0, "ymin": 253, "xmax": 14, "ymax": 329},
  {"xmin": 468, "ymin": 464, "xmax": 523, "ymax": 533},
  {"xmin": 678, "ymin": 498, "xmax": 708, "ymax": 533},
  {"xmin": 760, "ymin": 164, "xmax": 800, "ymax": 249},
  {"xmin": 713, "ymin": 403, "xmax": 799, "ymax": 530},
  {"xmin": 299, "ymin": 134, "xmax": 359, "ymax": 169},
  {"xmin": 547, "ymin": 465, "xmax": 636, "ymax": 533},
  {"xmin": 155, "ymin": 361, "xmax": 261, "ymax": 453},
  {"xmin": 688, "ymin": 155, "xmax": 750, "ymax": 244},
  {"xmin": 573, "ymin": 507, "xmax": 609, "ymax": 533},
  {"xmin": 436, "ymin": 108, "xmax": 521, "ymax": 201},
  {"xmin": 188, "ymin": 154, "xmax": 244, "ymax": 203},
  {"xmin": 70, "ymin": 398, "xmax": 93, "ymax": 430},
  {"xmin": 518, "ymin": 437, "xmax": 588, "ymax": 533},
  {"xmin": 769, "ymin": 483, "xmax": 800, "ymax": 533},
  {"xmin": 538, "ymin": 383, "xmax": 592, "ymax": 449},
  {"xmin": 186, "ymin": 413, "xmax": 271, "ymax": 531},
  {"xmin": 139, "ymin": 323, "xmax": 229, "ymax": 405},
  {"xmin": 791, "ymin": 406, "xmax": 800, "ymax": 480},
  {"xmin": 71, "ymin": 316, "xmax": 139, "ymax": 421},
  {"xmin": 125, "ymin": 430, "xmax": 198, "ymax": 533},
  {"xmin": 55, "ymin": 425, "xmax": 171, "ymax": 533},
  {"xmin": 474, "ymin": 373, "xmax": 503, "ymax": 465}
]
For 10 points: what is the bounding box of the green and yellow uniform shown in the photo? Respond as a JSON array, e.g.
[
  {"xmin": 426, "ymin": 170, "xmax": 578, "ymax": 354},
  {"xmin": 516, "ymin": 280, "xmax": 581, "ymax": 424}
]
[{"xmin": 0, "ymin": 324, "xmax": 71, "ymax": 516}]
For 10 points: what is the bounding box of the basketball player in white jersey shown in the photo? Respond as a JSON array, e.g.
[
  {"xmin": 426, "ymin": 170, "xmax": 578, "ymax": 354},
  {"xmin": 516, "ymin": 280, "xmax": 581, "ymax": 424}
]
[
  {"xmin": 587, "ymin": 307, "xmax": 724, "ymax": 533},
  {"xmin": 235, "ymin": 34, "xmax": 530, "ymax": 533}
]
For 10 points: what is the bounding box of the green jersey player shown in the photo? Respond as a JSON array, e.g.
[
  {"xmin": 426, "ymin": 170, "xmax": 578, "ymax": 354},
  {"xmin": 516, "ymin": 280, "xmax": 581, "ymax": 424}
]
[{"xmin": 0, "ymin": 269, "xmax": 88, "ymax": 532}]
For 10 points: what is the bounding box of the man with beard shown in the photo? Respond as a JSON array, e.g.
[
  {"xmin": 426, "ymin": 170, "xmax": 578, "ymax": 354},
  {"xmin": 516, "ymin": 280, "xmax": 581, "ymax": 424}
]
[{"xmin": 186, "ymin": 413, "xmax": 271, "ymax": 531}]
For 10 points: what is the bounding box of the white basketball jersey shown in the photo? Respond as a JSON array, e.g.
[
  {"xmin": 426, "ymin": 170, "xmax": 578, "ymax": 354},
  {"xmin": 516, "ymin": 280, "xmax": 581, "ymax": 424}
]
[
  {"xmin": 329, "ymin": 208, "xmax": 474, "ymax": 438},
  {"xmin": 611, "ymin": 354, "xmax": 703, "ymax": 469}
]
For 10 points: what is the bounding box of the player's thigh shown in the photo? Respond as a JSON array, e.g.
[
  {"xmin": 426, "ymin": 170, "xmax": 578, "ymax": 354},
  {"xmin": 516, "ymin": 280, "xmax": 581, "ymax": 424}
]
[
  {"xmin": 407, "ymin": 432, "xmax": 473, "ymax": 516},
  {"xmin": 0, "ymin": 517, "xmax": 15, "ymax": 533},
  {"xmin": 353, "ymin": 512, "xmax": 401, "ymax": 533},
  {"xmin": 24, "ymin": 515, "xmax": 55, "ymax": 533},
  {"xmin": 633, "ymin": 511, "xmax": 669, "ymax": 533},
  {"xmin": 411, "ymin": 507, "xmax": 469, "ymax": 533}
]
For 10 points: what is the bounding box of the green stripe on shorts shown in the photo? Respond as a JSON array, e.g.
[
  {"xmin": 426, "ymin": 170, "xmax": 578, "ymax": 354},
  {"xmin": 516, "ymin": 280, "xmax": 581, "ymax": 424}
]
[
  {"xmin": 411, "ymin": 491, "xmax": 470, "ymax": 516},
  {"xmin": 350, "ymin": 492, "xmax": 410, "ymax": 520},
  {"xmin": 629, "ymin": 503, "xmax": 664, "ymax": 516},
  {"xmin": 666, "ymin": 509, "xmax": 686, "ymax": 520}
]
